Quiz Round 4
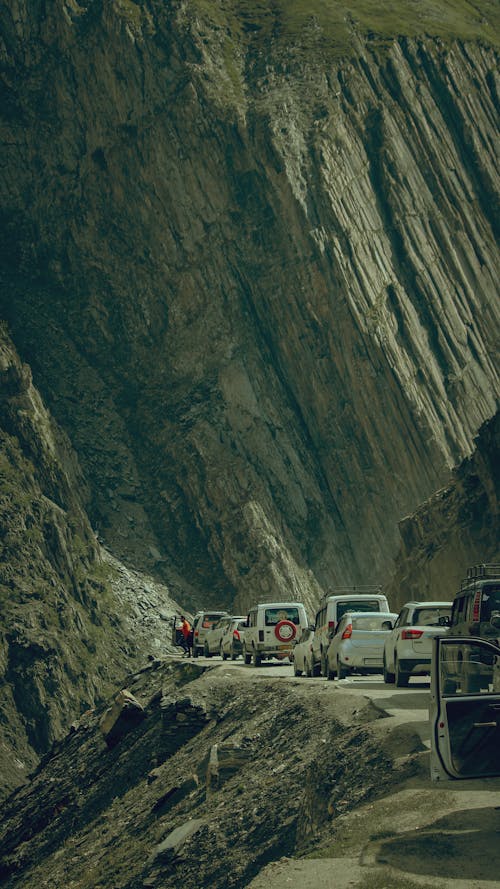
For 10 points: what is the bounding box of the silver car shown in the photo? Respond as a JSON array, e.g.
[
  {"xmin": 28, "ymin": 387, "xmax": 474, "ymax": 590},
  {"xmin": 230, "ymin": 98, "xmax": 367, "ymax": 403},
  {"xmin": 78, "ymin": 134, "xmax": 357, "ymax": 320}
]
[
  {"xmin": 326, "ymin": 611, "xmax": 398, "ymax": 680},
  {"xmin": 292, "ymin": 627, "xmax": 315, "ymax": 677}
]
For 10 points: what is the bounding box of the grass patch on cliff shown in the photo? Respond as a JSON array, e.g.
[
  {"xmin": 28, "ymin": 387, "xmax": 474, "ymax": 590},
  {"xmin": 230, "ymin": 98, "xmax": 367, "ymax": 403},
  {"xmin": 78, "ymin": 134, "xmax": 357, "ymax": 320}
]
[{"xmin": 192, "ymin": 0, "xmax": 500, "ymax": 62}]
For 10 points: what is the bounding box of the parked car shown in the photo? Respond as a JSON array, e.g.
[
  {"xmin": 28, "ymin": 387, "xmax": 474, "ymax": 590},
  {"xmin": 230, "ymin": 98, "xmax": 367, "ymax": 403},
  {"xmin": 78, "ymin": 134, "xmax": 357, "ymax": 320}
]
[
  {"xmin": 325, "ymin": 611, "xmax": 398, "ymax": 680},
  {"xmin": 383, "ymin": 601, "xmax": 452, "ymax": 687},
  {"xmin": 220, "ymin": 618, "xmax": 248, "ymax": 660},
  {"xmin": 430, "ymin": 633, "xmax": 500, "ymax": 781},
  {"xmin": 442, "ymin": 563, "xmax": 500, "ymax": 693},
  {"xmin": 312, "ymin": 588, "xmax": 391, "ymax": 677},
  {"xmin": 243, "ymin": 602, "xmax": 309, "ymax": 667},
  {"xmin": 192, "ymin": 610, "xmax": 229, "ymax": 657},
  {"xmin": 292, "ymin": 626, "xmax": 315, "ymax": 677},
  {"xmin": 204, "ymin": 615, "xmax": 245, "ymax": 657}
]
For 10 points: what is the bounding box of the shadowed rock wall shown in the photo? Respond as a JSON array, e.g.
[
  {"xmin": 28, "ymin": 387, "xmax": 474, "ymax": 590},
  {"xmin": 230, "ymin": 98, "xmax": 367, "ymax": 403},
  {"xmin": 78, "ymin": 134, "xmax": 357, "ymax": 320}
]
[
  {"xmin": 387, "ymin": 410, "xmax": 499, "ymax": 610},
  {"xmin": 0, "ymin": 1, "xmax": 498, "ymax": 615}
]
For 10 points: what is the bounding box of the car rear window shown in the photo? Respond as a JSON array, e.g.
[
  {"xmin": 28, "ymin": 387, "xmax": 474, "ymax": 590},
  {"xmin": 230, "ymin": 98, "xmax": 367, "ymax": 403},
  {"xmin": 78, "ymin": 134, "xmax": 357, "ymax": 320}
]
[
  {"xmin": 351, "ymin": 616, "xmax": 391, "ymax": 631},
  {"xmin": 413, "ymin": 606, "xmax": 451, "ymax": 626},
  {"xmin": 202, "ymin": 613, "xmax": 225, "ymax": 628},
  {"xmin": 337, "ymin": 600, "xmax": 383, "ymax": 621},
  {"xmin": 481, "ymin": 584, "xmax": 500, "ymax": 620},
  {"xmin": 265, "ymin": 607, "xmax": 301, "ymax": 625}
]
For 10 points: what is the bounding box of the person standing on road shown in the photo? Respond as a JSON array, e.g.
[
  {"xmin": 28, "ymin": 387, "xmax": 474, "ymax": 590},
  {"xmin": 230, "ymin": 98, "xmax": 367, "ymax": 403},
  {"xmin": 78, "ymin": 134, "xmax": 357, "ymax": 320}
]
[{"xmin": 180, "ymin": 616, "xmax": 192, "ymax": 657}]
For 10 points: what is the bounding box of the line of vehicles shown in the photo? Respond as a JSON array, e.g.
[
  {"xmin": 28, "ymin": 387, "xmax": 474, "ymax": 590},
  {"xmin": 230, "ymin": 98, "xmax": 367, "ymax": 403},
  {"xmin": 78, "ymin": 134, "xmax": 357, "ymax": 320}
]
[{"xmin": 174, "ymin": 564, "xmax": 500, "ymax": 781}]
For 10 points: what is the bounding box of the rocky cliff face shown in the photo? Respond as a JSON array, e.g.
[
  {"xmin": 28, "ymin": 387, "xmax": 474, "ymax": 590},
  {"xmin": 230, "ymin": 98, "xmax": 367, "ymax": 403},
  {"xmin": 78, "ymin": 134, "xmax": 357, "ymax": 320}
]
[
  {"xmin": 387, "ymin": 410, "xmax": 499, "ymax": 609},
  {"xmin": 0, "ymin": 3, "xmax": 498, "ymax": 665},
  {"xmin": 0, "ymin": 330, "xmax": 182, "ymax": 799}
]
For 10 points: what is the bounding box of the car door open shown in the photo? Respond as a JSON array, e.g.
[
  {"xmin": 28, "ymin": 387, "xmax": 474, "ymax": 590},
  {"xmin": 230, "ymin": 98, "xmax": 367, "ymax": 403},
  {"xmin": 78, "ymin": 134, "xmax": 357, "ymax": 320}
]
[{"xmin": 430, "ymin": 636, "xmax": 500, "ymax": 781}]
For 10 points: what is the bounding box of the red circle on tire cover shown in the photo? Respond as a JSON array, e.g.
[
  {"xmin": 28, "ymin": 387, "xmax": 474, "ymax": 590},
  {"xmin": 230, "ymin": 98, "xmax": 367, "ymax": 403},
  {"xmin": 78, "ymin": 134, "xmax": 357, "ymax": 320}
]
[{"xmin": 274, "ymin": 620, "xmax": 296, "ymax": 642}]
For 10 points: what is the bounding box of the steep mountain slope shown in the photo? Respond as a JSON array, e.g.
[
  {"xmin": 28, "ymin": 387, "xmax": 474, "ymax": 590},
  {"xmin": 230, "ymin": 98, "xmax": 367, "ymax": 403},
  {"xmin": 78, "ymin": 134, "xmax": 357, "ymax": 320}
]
[
  {"xmin": 1, "ymin": 1, "xmax": 498, "ymax": 611},
  {"xmin": 0, "ymin": 328, "xmax": 184, "ymax": 799},
  {"xmin": 387, "ymin": 410, "xmax": 499, "ymax": 609}
]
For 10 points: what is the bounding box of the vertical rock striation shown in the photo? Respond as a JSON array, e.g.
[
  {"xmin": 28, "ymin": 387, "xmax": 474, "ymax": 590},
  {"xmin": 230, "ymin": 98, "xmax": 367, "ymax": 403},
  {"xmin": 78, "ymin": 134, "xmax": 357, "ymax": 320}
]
[{"xmin": 0, "ymin": 1, "xmax": 498, "ymax": 613}]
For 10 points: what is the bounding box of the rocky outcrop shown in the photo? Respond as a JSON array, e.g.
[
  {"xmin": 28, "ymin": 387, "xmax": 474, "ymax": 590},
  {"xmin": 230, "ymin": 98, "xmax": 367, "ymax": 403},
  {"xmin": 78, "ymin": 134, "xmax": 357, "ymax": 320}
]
[
  {"xmin": 0, "ymin": 5, "xmax": 498, "ymax": 633},
  {"xmin": 387, "ymin": 411, "xmax": 499, "ymax": 609},
  {"xmin": 0, "ymin": 330, "xmax": 184, "ymax": 799}
]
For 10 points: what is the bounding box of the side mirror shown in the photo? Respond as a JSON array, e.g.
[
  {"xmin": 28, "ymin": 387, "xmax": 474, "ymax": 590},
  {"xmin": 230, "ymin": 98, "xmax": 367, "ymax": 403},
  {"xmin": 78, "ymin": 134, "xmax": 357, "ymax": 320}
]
[
  {"xmin": 381, "ymin": 620, "xmax": 393, "ymax": 631},
  {"xmin": 438, "ymin": 615, "xmax": 450, "ymax": 627},
  {"xmin": 490, "ymin": 611, "xmax": 500, "ymax": 629}
]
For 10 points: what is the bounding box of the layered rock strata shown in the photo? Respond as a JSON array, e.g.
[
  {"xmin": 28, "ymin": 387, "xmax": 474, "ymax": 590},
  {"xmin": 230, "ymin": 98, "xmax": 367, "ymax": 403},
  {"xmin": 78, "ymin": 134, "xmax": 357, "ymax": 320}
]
[{"xmin": 0, "ymin": 5, "xmax": 498, "ymax": 611}]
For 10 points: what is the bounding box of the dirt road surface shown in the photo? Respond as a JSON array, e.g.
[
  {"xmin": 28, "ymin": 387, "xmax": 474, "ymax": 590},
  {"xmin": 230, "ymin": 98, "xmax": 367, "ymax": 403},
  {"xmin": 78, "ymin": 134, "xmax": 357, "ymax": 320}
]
[{"xmin": 204, "ymin": 658, "xmax": 500, "ymax": 889}]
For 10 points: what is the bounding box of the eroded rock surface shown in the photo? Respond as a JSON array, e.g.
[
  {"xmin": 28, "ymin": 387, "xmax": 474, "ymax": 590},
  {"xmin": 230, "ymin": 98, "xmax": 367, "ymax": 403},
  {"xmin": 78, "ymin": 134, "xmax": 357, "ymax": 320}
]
[{"xmin": 0, "ymin": 2, "xmax": 498, "ymax": 615}]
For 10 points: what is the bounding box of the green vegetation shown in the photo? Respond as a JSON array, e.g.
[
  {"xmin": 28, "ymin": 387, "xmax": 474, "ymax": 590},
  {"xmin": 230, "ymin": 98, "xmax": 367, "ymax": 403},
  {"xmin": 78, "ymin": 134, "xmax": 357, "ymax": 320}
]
[{"xmin": 190, "ymin": 0, "xmax": 500, "ymax": 61}]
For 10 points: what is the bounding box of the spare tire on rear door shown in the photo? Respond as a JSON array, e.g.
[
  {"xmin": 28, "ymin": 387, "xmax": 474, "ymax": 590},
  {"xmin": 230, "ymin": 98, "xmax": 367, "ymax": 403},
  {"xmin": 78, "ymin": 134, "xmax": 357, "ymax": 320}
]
[{"xmin": 274, "ymin": 620, "xmax": 296, "ymax": 643}]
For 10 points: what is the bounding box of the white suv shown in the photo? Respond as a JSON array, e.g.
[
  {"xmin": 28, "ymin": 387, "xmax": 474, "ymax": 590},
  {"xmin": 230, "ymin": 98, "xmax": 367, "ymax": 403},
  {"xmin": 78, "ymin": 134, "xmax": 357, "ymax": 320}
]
[
  {"xmin": 383, "ymin": 601, "xmax": 452, "ymax": 687},
  {"xmin": 243, "ymin": 602, "xmax": 308, "ymax": 667},
  {"xmin": 192, "ymin": 610, "xmax": 229, "ymax": 657},
  {"xmin": 312, "ymin": 590, "xmax": 390, "ymax": 677}
]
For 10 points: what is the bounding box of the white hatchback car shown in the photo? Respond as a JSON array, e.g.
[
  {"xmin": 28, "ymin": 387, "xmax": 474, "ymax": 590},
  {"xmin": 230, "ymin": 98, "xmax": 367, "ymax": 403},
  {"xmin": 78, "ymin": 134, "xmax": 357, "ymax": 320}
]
[
  {"xmin": 220, "ymin": 618, "xmax": 248, "ymax": 660},
  {"xmin": 292, "ymin": 626, "xmax": 315, "ymax": 677},
  {"xmin": 383, "ymin": 601, "xmax": 452, "ymax": 687},
  {"xmin": 326, "ymin": 611, "xmax": 398, "ymax": 679}
]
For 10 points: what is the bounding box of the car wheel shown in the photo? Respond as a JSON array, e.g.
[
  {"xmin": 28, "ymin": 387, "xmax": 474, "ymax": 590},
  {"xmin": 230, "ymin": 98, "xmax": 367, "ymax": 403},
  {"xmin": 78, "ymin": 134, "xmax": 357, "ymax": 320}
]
[
  {"xmin": 243, "ymin": 646, "xmax": 251, "ymax": 665},
  {"xmin": 204, "ymin": 643, "xmax": 211, "ymax": 658},
  {"xmin": 252, "ymin": 648, "xmax": 262, "ymax": 667},
  {"xmin": 294, "ymin": 659, "xmax": 303, "ymax": 677},
  {"xmin": 230, "ymin": 646, "xmax": 238, "ymax": 661},
  {"xmin": 383, "ymin": 655, "xmax": 395, "ymax": 684},
  {"xmin": 326, "ymin": 659, "xmax": 336, "ymax": 681},
  {"xmin": 395, "ymin": 658, "xmax": 409, "ymax": 688},
  {"xmin": 220, "ymin": 645, "xmax": 228, "ymax": 661},
  {"xmin": 193, "ymin": 647, "xmax": 199, "ymax": 659},
  {"xmin": 312, "ymin": 661, "xmax": 321, "ymax": 677},
  {"xmin": 337, "ymin": 657, "xmax": 348, "ymax": 680}
]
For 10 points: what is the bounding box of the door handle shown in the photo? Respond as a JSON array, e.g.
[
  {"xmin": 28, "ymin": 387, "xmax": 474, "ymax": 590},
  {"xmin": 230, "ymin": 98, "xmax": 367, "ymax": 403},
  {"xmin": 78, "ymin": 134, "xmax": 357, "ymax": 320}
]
[{"xmin": 473, "ymin": 721, "xmax": 497, "ymax": 728}]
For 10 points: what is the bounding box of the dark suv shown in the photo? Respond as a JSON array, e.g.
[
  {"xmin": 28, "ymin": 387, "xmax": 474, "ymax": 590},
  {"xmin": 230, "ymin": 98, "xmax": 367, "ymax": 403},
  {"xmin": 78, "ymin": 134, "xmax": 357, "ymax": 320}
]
[{"xmin": 444, "ymin": 564, "xmax": 500, "ymax": 693}]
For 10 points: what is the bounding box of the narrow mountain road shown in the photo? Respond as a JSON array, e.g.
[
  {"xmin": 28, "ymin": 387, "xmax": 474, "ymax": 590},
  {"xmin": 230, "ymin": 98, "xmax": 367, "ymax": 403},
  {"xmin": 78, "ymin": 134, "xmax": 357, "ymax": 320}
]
[{"xmin": 194, "ymin": 656, "xmax": 500, "ymax": 889}]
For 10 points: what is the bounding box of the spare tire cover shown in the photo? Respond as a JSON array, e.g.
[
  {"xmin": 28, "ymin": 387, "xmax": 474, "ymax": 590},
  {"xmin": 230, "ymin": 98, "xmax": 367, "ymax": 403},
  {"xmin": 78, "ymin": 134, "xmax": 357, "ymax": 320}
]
[{"xmin": 274, "ymin": 620, "xmax": 297, "ymax": 643}]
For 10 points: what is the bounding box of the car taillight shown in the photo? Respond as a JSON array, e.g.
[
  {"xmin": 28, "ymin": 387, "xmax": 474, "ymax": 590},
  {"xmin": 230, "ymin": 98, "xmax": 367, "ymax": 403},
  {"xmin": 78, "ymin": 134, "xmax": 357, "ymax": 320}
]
[
  {"xmin": 194, "ymin": 630, "xmax": 199, "ymax": 637},
  {"xmin": 328, "ymin": 621, "xmax": 336, "ymax": 630},
  {"xmin": 401, "ymin": 629, "xmax": 423, "ymax": 639},
  {"xmin": 342, "ymin": 624, "xmax": 353, "ymax": 639},
  {"xmin": 233, "ymin": 630, "xmax": 240, "ymax": 641}
]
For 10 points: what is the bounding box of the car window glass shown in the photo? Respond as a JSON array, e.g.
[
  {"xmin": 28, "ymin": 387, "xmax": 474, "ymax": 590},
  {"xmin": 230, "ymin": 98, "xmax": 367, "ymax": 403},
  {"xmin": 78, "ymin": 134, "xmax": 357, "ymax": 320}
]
[
  {"xmin": 414, "ymin": 607, "xmax": 451, "ymax": 626},
  {"xmin": 481, "ymin": 585, "xmax": 500, "ymax": 621},
  {"xmin": 352, "ymin": 616, "xmax": 390, "ymax": 631},
  {"xmin": 336, "ymin": 600, "xmax": 382, "ymax": 621},
  {"xmin": 265, "ymin": 607, "xmax": 300, "ymax": 625}
]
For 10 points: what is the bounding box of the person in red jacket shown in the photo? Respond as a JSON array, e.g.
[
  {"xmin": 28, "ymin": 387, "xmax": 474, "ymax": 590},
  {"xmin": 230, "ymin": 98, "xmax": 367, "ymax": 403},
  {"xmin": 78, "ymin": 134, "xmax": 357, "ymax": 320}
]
[{"xmin": 180, "ymin": 616, "xmax": 192, "ymax": 657}]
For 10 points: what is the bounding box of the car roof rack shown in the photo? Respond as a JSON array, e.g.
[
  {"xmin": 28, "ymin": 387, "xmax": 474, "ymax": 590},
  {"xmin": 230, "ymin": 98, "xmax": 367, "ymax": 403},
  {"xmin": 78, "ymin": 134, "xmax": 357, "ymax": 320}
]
[
  {"xmin": 320, "ymin": 584, "xmax": 383, "ymax": 603},
  {"xmin": 461, "ymin": 564, "xmax": 500, "ymax": 589}
]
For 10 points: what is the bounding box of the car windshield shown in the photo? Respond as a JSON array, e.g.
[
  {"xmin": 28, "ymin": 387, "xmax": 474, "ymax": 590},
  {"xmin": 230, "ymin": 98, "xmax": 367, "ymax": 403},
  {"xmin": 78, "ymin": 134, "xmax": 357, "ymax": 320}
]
[
  {"xmin": 236, "ymin": 620, "xmax": 247, "ymax": 630},
  {"xmin": 265, "ymin": 607, "xmax": 300, "ymax": 625},
  {"xmin": 351, "ymin": 616, "xmax": 391, "ymax": 631},
  {"xmin": 337, "ymin": 600, "xmax": 382, "ymax": 621},
  {"xmin": 413, "ymin": 607, "xmax": 451, "ymax": 626}
]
